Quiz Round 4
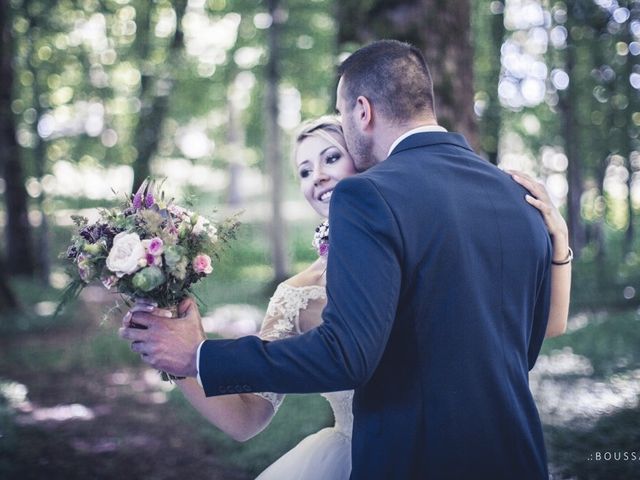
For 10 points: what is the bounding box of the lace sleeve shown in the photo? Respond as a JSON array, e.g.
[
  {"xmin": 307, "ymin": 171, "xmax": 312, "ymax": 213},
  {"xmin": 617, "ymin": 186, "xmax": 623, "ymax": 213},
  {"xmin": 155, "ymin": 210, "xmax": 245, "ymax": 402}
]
[{"xmin": 252, "ymin": 283, "xmax": 326, "ymax": 412}]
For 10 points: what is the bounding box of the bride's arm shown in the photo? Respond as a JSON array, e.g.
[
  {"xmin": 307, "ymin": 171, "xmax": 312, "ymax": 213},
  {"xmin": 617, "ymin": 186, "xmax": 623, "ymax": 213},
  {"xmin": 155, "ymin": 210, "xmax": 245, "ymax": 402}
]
[
  {"xmin": 133, "ymin": 272, "xmax": 319, "ymax": 442},
  {"xmin": 510, "ymin": 171, "xmax": 571, "ymax": 338},
  {"xmin": 126, "ymin": 301, "xmax": 278, "ymax": 442},
  {"xmin": 174, "ymin": 378, "xmax": 274, "ymax": 442},
  {"xmin": 541, "ymin": 230, "xmax": 571, "ymax": 338}
]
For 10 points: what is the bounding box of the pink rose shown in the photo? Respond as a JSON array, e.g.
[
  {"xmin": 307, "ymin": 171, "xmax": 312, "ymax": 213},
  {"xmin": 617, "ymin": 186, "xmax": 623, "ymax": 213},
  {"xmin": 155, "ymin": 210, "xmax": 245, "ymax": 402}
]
[{"xmin": 192, "ymin": 254, "xmax": 213, "ymax": 275}]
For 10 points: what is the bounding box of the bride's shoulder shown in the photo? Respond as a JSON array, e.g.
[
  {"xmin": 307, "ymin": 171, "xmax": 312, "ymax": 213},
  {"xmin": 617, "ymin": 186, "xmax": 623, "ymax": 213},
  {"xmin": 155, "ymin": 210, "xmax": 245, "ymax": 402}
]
[{"xmin": 283, "ymin": 258, "xmax": 326, "ymax": 290}]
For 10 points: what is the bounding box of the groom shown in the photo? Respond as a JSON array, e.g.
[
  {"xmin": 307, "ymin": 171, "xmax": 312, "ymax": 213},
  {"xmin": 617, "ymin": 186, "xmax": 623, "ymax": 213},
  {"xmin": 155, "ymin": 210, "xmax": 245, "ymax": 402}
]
[{"xmin": 122, "ymin": 40, "xmax": 551, "ymax": 479}]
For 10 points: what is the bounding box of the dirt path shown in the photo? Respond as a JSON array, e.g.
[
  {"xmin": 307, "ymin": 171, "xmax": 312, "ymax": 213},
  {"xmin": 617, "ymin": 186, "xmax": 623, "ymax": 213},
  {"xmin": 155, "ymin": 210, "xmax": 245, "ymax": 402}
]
[
  {"xmin": 1, "ymin": 363, "xmax": 250, "ymax": 479},
  {"xmin": 0, "ymin": 294, "xmax": 252, "ymax": 480}
]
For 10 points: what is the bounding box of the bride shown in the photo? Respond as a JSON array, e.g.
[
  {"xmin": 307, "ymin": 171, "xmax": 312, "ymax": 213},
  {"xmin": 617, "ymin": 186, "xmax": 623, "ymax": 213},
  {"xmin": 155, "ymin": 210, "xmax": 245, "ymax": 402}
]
[{"xmin": 134, "ymin": 116, "xmax": 572, "ymax": 479}]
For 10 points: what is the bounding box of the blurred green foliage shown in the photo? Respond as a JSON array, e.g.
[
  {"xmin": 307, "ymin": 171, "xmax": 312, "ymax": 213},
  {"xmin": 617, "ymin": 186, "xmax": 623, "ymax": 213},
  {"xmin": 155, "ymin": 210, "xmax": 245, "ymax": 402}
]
[{"xmin": 1, "ymin": 0, "xmax": 640, "ymax": 478}]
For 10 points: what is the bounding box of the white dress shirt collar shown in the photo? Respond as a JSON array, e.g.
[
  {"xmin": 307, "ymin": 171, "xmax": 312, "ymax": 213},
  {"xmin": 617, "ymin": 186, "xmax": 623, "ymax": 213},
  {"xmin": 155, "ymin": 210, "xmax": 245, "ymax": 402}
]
[{"xmin": 388, "ymin": 125, "xmax": 448, "ymax": 157}]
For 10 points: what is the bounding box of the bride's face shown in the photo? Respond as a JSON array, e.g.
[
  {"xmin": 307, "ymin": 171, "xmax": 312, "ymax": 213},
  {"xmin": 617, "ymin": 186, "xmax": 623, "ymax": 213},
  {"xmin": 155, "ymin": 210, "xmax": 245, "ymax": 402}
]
[{"xmin": 295, "ymin": 133, "xmax": 357, "ymax": 218}]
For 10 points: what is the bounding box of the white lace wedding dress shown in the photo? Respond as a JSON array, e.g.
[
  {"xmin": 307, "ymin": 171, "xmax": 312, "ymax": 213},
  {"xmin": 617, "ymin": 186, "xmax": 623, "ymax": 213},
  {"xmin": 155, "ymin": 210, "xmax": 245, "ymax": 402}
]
[{"xmin": 253, "ymin": 283, "xmax": 353, "ymax": 480}]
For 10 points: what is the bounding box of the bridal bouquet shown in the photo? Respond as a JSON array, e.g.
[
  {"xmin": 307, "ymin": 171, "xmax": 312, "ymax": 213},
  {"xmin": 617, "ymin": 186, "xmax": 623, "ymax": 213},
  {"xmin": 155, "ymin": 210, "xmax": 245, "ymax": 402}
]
[{"xmin": 58, "ymin": 179, "xmax": 240, "ymax": 316}]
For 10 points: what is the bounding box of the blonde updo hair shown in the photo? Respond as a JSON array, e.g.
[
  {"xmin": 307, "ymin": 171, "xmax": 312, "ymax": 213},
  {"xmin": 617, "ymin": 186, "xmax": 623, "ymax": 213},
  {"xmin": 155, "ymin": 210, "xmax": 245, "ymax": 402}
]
[{"xmin": 291, "ymin": 115, "xmax": 349, "ymax": 172}]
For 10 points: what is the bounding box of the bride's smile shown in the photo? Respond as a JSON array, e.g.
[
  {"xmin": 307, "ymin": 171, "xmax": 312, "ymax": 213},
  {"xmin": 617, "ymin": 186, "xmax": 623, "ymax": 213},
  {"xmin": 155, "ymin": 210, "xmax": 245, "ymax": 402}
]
[
  {"xmin": 295, "ymin": 133, "xmax": 357, "ymax": 218},
  {"xmin": 317, "ymin": 188, "xmax": 333, "ymax": 202}
]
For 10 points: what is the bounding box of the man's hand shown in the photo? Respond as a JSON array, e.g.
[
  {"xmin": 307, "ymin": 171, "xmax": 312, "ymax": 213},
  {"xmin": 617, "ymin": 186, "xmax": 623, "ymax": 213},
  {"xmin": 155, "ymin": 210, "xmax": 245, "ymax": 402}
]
[{"xmin": 119, "ymin": 297, "xmax": 206, "ymax": 378}]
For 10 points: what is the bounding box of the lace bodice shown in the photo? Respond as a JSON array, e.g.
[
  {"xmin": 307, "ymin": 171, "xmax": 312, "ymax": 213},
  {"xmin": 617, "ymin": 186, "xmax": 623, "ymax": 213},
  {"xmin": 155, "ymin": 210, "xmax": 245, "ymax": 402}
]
[
  {"xmin": 321, "ymin": 391, "xmax": 354, "ymax": 438},
  {"xmin": 260, "ymin": 283, "xmax": 326, "ymax": 340},
  {"xmin": 254, "ymin": 283, "xmax": 354, "ymax": 438}
]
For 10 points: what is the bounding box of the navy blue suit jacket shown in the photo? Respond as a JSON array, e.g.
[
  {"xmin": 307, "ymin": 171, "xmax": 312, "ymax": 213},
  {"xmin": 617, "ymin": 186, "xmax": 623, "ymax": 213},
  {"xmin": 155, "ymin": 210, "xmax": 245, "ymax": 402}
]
[{"xmin": 199, "ymin": 132, "xmax": 551, "ymax": 479}]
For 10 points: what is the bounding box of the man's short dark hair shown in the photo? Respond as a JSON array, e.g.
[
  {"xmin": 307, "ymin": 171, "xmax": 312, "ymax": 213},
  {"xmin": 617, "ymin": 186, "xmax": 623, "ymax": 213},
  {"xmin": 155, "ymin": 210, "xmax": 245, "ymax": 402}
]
[{"xmin": 337, "ymin": 39, "xmax": 436, "ymax": 123}]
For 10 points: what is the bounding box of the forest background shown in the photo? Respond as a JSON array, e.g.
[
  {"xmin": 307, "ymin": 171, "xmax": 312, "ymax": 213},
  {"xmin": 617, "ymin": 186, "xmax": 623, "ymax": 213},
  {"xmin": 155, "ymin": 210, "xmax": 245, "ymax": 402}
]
[{"xmin": 1, "ymin": 0, "xmax": 639, "ymax": 478}]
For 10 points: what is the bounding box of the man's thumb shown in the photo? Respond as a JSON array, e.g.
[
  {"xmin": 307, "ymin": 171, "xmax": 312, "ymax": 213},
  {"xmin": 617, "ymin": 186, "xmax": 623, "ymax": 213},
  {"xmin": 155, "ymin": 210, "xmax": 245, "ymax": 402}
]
[{"xmin": 178, "ymin": 297, "xmax": 194, "ymax": 317}]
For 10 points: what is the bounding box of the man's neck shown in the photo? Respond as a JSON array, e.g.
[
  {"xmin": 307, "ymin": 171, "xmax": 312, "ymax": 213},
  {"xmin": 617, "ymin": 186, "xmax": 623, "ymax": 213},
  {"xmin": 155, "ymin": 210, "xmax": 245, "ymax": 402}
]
[{"xmin": 374, "ymin": 118, "xmax": 440, "ymax": 161}]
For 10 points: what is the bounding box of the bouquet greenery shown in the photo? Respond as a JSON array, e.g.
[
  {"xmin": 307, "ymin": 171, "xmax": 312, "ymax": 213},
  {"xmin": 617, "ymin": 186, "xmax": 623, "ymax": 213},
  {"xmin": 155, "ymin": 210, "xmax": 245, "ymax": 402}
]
[{"xmin": 59, "ymin": 178, "xmax": 240, "ymax": 315}]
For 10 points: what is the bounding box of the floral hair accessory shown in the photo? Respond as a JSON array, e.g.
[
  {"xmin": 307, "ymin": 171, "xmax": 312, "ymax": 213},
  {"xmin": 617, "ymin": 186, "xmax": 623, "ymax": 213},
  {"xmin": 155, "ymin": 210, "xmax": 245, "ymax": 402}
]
[{"xmin": 312, "ymin": 220, "xmax": 329, "ymax": 257}]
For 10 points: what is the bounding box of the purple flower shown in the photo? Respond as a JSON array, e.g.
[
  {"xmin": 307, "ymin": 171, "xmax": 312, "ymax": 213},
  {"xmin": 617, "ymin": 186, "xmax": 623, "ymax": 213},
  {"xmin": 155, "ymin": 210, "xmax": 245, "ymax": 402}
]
[
  {"xmin": 146, "ymin": 253, "xmax": 155, "ymax": 266},
  {"xmin": 132, "ymin": 192, "xmax": 143, "ymax": 209},
  {"xmin": 142, "ymin": 237, "xmax": 164, "ymax": 256},
  {"xmin": 77, "ymin": 253, "xmax": 95, "ymax": 282},
  {"xmin": 66, "ymin": 245, "xmax": 79, "ymax": 259},
  {"xmin": 319, "ymin": 243, "xmax": 329, "ymax": 257},
  {"xmin": 132, "ymin": 179, "xmax": 150, "ymax": 209},
  {"xmin": 149, "ymin": 237, "xmax": 163, "ymax": 255},
  {"xmin": 79, "ymin": 223, "xmax": 112, "ymax": 243},
  {"xmin": 145, "ymin": 192, "xmax": 155, "ymax": 208}
]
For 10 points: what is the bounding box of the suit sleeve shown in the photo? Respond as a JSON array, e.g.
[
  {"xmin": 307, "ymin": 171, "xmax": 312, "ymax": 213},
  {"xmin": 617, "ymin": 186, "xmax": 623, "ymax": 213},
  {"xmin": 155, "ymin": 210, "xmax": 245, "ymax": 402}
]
[
  {"xmin": 199, "ymin": 176, "xmax": 403, "ymax": 397},
  {"xmin": 528, "ymin": 235, "xmax": 552, "ymax": 370}
]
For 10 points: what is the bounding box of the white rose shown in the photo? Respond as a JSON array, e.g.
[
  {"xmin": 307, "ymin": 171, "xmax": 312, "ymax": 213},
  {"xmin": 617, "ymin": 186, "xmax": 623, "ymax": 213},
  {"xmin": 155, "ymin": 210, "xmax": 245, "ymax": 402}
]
[
  {"xmin": 192, "ymin": 216, "xmax": 208, "ymax": 236},
  {"xmin": 106, "ymin": 232, "xmax": 146, "ymax": 277}
]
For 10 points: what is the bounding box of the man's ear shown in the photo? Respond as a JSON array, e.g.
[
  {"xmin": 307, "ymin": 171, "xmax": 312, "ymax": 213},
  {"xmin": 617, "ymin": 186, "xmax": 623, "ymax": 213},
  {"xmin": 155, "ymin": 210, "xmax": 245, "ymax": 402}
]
[{"xmin": 355, "ymin": 95, "xmax": 374, "ymax": 131}]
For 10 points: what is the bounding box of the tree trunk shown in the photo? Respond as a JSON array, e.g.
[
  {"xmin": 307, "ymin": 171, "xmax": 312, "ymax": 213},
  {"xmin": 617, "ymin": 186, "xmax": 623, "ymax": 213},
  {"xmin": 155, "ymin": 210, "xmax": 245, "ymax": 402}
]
[
  {"xmin": 475, "ymin": 0, "xmax": 505, "ymax": 165},
  {"xmin": 131, "ymin": 0, "xmax": 188, "ymax": 192},
  {"xmin": 622, "ymin": 7, "xmax": 637, "ymax": 253},
  {"xmin": 25, "ymin": 0, "xmax": 50, "ymax": 284},
  {"xmin": 265, "ymin": 0, "xmax": 289, "ymax": 284},
  {"xmin": 0, "ymin": 255, "xmax": 18, "ymax": 312},
  {"xmin": 0, "ymin": 0, "xmax": 36, "ymax": 276},
  {"xmin": 32, "ymin": 111, "xmax": 50, "ymax": 284},
  {"xmin": 558, "ymin": 38, "xmax": 586, "ymax": 255},
  {"xmin": 337, "ymin": 0, "xmax": 479, "ymax": 151},
  {"xmin": 590, "ymin": 23, "xmax": 612, "ymax": 263},
  {"xmin": 226, "ymin": 87, "xmax": 245, "ymax": 207},
  {"xmin": 594, "ymin": 158, "xmax": 607, "ymax": 263}
]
